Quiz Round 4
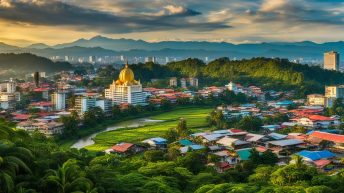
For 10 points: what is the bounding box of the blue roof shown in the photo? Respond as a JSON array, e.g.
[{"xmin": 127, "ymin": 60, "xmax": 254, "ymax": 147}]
[
  {"xmin": 179, "ymin": 139, "xmax": 194, "ymax": 146},
  {"xmin": 236, "ymin": 148, "xmax": 252, "ymax": 161},
  {"xmin": 268, "ymin": 132, "xmax": 287, "ymax": 140},
  {"xmin": 150, "ymin": 137, "xmax": 167, "ymax": 144},
  {"xmin": 306, "ymin": 130, "xmax": 314, "ymax": 135},
  {"xmin": 276, "ymin": 100, "xmax": 294, "ymax": 105},
  {"xmin": 297, "ymin": 150, "xmax": 336, "ymax": 161},
  {"xmin": 190, "ymin": 144, "xmax": 205, "ymax": 150}
]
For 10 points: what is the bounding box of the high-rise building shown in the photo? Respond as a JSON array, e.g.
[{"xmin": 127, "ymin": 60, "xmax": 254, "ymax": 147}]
[
  {"xmin": 89, "ymin": 56, "xmax": 96, "ymax": 64},
  {"xmin": 6, "ymin": 78, "xmax": 16, "ymax": 94},
  {"xmin": 324, "ymin": 51, "xmax": 339, "ymax": 71},
  {"xmin": 145, "ymin": 56, "xmax": 156, "ymax": 63},
  {"xmin": 75, "ymin": 95, "xmax": 112, "ymax": 115},
  {"xmin": 105, "ymin": 63, "xmax": 145, "ymax": 105},
  {"xmin": 169, "ymin": 77, "xmax": 177, "ymax": 87},
  {"xmin": 325, "ymin": 85, "xmax": 344, "ymax": 99},
  {"xmin": 51, "ymin": 91, "xmax": 67, "ymax": 110}
]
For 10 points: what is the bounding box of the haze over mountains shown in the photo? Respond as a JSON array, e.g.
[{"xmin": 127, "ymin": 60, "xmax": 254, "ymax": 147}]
[{"xmin": 0, "ymin": 36, "xmax": 343, "ymax": 62}]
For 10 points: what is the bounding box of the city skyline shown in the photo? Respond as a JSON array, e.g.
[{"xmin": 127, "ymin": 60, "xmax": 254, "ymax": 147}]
[{"xmin": 1, "ymin": 0, "xmax": 344, "ymax": 46}]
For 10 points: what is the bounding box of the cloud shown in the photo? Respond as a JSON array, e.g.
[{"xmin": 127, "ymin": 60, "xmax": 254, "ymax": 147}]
[
  {"xmin": 0, "ymin": 0, "xmax": 230, "ymax": 34},
  {"xmin": 253, "ymin": 0, "xmax": 344, "ymax": 25}
]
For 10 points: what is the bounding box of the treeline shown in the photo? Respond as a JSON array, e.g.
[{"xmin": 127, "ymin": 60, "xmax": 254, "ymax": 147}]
[
  {"xmin": 0, "ymin": 53, "xmax": 73, "ymax": 73},
  {"xmin": 126, "ymin": 58, "xmax": 344, "ymax": 95},
  {"xmin": 3, "ymin": 118, "xmax": 344, "ymax": 193}
]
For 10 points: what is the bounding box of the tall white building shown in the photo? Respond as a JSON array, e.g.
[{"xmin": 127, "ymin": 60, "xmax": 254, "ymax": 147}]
[
  {"xmin": 74, "ymin": 95, "xmax": 111, "ymax": 115},
  {"xmin": 105, "ymin": 63, "xmax": 145, "ymax": 105},
  {"xmin": 51, "ymin": 91, "xmax": 67, "ymax": 110},
  {"xmin": 6, "ymin": 79, "xmax": 16, "ymax": 93},
  {"xmin": 324, "ymin": 51, "xmax": 339, "ymax": 71}
]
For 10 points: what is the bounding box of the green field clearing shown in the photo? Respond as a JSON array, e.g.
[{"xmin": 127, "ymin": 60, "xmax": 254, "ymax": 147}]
[{"xmin": 86, "ymin": 107, "xmax": 213, "ymax": 151}]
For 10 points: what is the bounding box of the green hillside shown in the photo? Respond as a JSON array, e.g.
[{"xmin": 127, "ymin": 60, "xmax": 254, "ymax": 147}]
[{"xmin": 0, "ymin": 53, "xmax": 73, "ymax": 74}]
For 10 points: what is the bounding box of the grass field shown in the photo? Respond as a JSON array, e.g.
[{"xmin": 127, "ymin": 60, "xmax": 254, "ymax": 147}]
[{"xmin": 85, "ymin": 106, "xmax": 213, "ymax": 151}]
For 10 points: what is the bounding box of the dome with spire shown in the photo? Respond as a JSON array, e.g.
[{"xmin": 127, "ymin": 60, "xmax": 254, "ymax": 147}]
[{"xmin": 115, "ymin": 63, "xmax": 139, "ymax": 85}]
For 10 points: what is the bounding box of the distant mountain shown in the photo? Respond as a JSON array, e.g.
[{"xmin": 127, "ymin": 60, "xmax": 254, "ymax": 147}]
[
  {"xmin": 26, "ymin": 43, "xmax": 50, "ymax": 49},
  {"xmin": 0, "ymin": 36, "xmax": 344, "ymax": 62}
]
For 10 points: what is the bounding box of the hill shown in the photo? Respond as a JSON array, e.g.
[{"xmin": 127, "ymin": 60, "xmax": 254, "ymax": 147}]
[
  {"xmin": 130, "ymin": 58, "xmax": 344, "ymax": 95},
  {"xmin": 0, "ymin": 53, "xmax": 73, "ymax": 74}
]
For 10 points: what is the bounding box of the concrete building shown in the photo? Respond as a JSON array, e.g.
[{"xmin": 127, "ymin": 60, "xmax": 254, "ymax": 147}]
[
  {"xmin": 307, "ymin": 94, "xmax": 326, "ymax": 106},
  {"xmin": 180, "ymin": 78, "xmax": 187, "ymax": 89},
  {"xmin": 105, "ymin": 63, "xmax": 145, "ymax": 105},
  {"xmin": 188, "ymin": 78, "xmax": 199, "ymax": 87},
  {"xmin": 324, "ymin": 51, "xmax": 339, "ymax": 71},
  {"xmin": 51, "ymin": 91, "xmax": 67, "ymax": 110},
  {"xmin": 75, "ymin": 95, "xmax": 112, "ymax": 115},
  {"xmin": 325, "ymin": 85, "xmax": 344, "ymax": 99},
  {"xmin": 89, "ymin": 56, "xmax": 96, "ymax": 64},
  {"xmin": 145, "ymin": 56, "xmax": 156, "ymax": 63},
  {"xmin": 226, "ymin": 81, "xmax": 237, "ymax": 92},
  {"xmin": 6, "ymin": 79, "xmax": 16, "ymax": 93},
  {"xmin": 169, "ymin": 77, "xmax": 178, "ymax": 87}
]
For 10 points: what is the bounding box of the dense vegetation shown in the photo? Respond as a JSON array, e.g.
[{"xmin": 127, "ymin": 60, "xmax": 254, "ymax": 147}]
[
  {"xmin": 128, "ymin": 58, "xmax": 344, "ymax": 95},
  {"xmin": 2, "ymin": 118, "xmax": 344, "ymax": 193}
]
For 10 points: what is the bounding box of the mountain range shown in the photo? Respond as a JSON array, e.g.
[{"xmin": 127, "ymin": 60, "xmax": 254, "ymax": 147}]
[{"xmin": 0, "ymin": 36, "xmax": 343, "ymax": 62}]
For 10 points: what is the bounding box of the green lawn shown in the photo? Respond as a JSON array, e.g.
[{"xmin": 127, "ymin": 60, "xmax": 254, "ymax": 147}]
[{"xmin": 86, "ymin": 106, "xmax": 213, "ymax": 151}]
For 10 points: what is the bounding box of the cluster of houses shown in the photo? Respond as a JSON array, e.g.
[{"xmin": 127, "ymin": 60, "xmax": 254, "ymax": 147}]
[{"xmin": 105, "ymin": 128, "xmax": 344, "ymax": 173}]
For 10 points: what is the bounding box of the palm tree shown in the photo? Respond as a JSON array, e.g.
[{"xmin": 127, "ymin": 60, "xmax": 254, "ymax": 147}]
[
  {"xmin": 0, "ymin": 143, "xmax": 33, "ymax": 193},
  {"xmin": 42, "ymin": 159, "xmax": 96, "ymax": 193},
  {"xmin": 291, "ymin": 154, "xmax": 304, "ymax": 169}
]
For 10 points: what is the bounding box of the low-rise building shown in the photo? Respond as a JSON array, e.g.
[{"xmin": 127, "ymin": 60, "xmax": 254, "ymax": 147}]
[{"xmin": 17, "ymin": 120, "xmax": 64, "ymax": 136}]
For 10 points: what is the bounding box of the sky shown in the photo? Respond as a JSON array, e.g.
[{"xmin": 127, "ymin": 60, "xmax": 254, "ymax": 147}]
[{"xmin": 0, "ymin": 0, "xmax": 344, "ymax": 46}]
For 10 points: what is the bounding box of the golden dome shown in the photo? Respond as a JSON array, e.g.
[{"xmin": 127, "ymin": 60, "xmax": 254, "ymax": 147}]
[
  {"xmin": 119, "ymin": 64, "xmax": 134, "ymax": 82},
  {"xmin": 115, "ymin": 63, "xmax": 139, "ymax": 85}
]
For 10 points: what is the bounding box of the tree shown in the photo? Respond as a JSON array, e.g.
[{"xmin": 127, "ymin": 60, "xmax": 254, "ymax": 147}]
[
  {"xmin": 83, "ymin": 107, "xmax": 105, "ymax": 127},
  {"xmin": 177, "ymin": 152, "xmax": 206, "ymax": 174},
  {"xmin": 41, "ymin": 159, "xmax": 96, "ymax": 193},
  {"xmin": 176, "ymin": 118, "xmax": 190, "ymax": 137},
  {"xmin": 60, "ymin": 111, "xmax": 79, "ymax": 136},
  {"xmin": 143, "ymin": 150, "xmax": 165, "ymax": 162},
  {"xmin": 0, "ymin": 143, "xmax": 33, "ymax": 193},
  {"xmin": 236, "ymin": 116, "xmax": 263, "ymax": 132}
]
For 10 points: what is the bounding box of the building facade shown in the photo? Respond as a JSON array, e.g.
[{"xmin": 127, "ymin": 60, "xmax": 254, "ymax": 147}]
[
  {"xmin": 169, "ymin": 77, "xmax": 177, "ymax": 87},
  {"xmin": 325, "ymin": 85, "xmax": 344, "ymax": 99},
  {"xmin": 324, "ymin": 51, "xmax": 339, "ymax": 71},
  {"xmin": 105, "ymin": 63, "xmax": 145, "ymax": 105},
  {"xmin": 307, "ymin": 94, "xmax": 326, "ymax": 106},
  {"xmin": 188, "ymin": 78, "xmax": 199, "ymax": 87},
  {"xmin": 51, "ymin": 91, "xmax": 67, "ymax": 110}
]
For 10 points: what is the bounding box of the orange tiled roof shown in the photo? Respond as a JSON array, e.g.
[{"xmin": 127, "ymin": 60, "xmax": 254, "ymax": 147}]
[
  {"xmin": 112, "ymin": 143, "xmax": 134, "ymax": 153},
  {"xmin": 309, "ymin": 131, "xmax": 344, "ymax": 143}
]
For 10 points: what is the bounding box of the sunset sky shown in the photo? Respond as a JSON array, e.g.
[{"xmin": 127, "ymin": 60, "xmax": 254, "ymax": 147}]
[{"xmin": 1, "ymin": 0, "xmax": 344, "ymax": 46}]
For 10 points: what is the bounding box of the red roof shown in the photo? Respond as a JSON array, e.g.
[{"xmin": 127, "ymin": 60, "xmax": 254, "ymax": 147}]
[
  {"xmin": 308, "ymin": 115, "xmax": 335, "ymax": 121},
  {"xmin": 33, "ymin": 87, "xmax": 50, "ymax": 92},
  {"xmin": 112, "ymin": 143, "xmax": 134, "ymax": 153},
  {"xmin": 229, "ymin": 129, "xmax": 245, "ymax": 133},
  {"xmin": 313, "ymin": 159, "xmax": 331, "ymax": 168},
  {"xmin": 309, "ymin": 131, "xmax": 344, "ymax": 143},
  {"xmin": 12, "ymin": 114, "xmax": 31, "ymax": 120},
  {"xmin": 217, "ymin": 162, "xmax": 232, "ymax": 170},
  {"xmin": 255, "ymin": 146, "xmax": 268, "ymax": 153},
  {"xmin": 30, "ymin": 101, "xmax": 53, "ymax": 107}
]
